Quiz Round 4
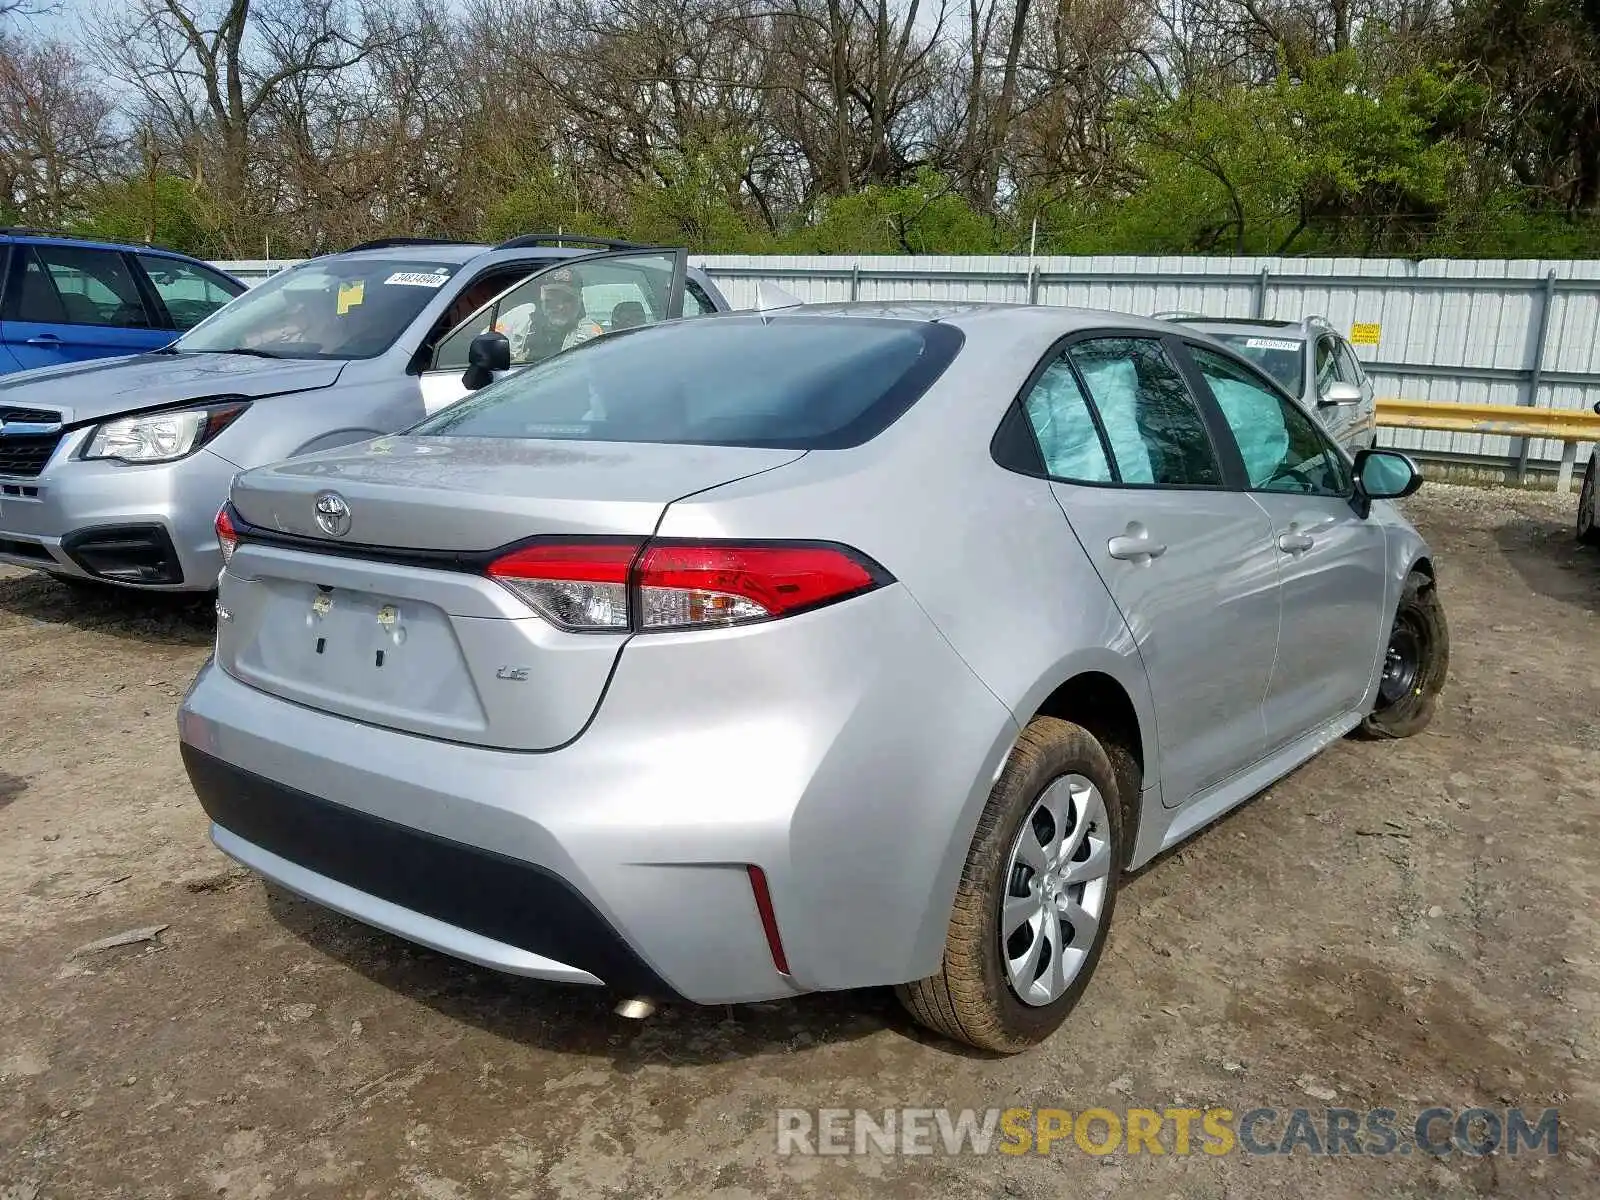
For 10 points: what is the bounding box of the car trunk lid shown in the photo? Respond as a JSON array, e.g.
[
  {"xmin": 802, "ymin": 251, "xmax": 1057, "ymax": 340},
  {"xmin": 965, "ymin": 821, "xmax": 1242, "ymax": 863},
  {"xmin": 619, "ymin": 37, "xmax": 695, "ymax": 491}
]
[{"xmin": 217, "ymin": 436, "xmax": 806, "ymax": 749}]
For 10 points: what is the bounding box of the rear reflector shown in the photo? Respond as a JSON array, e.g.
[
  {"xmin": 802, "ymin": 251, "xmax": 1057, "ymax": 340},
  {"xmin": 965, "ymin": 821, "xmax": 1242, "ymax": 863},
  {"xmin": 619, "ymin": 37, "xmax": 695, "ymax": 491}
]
[
  {"xmin": 215, "ymin": 505, "xmax": 238, "ymax": 565},
  {"xmin": 485, "ymin": 539, "xmax": 887, "ymax": 632},
  {"xmin": 746, "ymin": 865, "xmax": 791, "ymax": 976}
]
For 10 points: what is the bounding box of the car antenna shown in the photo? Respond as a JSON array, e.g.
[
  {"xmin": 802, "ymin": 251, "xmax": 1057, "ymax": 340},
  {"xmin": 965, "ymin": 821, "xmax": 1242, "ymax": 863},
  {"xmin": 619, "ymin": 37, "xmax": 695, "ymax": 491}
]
[{"xmin": 753, "ymin": 282, "xmax": 804, "ymax": 322}]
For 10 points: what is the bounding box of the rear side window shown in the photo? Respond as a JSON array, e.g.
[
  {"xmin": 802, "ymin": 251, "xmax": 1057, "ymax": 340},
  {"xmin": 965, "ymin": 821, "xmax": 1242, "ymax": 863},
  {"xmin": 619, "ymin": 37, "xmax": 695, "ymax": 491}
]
[
  {"xmin": 1020, "ymin": 358, "xmax": 1113, "ymax": 482},
  {"xmin": 1066, "ymin": 337, "xmax": 1223, "ymax": 486},
  {"xmin": 4, "ymin": 246, "xmax": 150, "ymax": 328},
  {"xmin": 413, "ymin": 317, "xmax": 964, "ymax": 449}
]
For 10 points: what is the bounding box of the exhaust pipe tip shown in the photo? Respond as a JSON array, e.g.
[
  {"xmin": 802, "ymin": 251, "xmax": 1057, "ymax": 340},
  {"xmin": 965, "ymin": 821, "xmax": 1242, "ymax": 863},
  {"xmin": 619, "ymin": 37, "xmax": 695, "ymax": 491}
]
[{"xmin": 613, "ymin": 997, "xmax": 656, "ymax": 1020}]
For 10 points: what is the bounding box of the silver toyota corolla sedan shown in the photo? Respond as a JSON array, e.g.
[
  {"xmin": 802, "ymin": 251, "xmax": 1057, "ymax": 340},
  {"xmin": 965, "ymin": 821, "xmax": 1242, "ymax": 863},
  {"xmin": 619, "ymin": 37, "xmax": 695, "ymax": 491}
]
[{"xmin": 177, "ymin": 302, "xmax": 1450, "ymax": 1053}]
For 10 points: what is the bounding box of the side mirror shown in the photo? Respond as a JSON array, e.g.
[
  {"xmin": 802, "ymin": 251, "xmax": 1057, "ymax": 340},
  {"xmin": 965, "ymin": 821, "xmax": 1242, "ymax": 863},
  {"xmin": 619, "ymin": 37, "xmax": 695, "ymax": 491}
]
[
  {"xmin": 1319, "ymin": 381, "xmax": 1363, "ymax": 407},
  {"xmin": 461, "ymin": 331, "xmax": 511, "ymax": 392},
  {"xmin": 1354, "ymin": 448, "xmax": 1423, "ymax": 501}
]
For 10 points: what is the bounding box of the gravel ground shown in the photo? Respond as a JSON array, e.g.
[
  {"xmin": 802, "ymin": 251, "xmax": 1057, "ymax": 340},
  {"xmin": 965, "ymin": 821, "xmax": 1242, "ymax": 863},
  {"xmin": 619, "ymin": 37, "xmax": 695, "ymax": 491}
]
[{"xmin": 1, "ymin": 481, "xmax": 1597, "ymax": 1199}]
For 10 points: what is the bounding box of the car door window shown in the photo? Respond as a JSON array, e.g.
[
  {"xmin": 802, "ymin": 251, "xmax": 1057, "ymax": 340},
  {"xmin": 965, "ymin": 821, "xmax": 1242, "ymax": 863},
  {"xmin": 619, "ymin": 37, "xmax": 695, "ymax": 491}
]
[
  {"xmin": 1192, "ymin": 346, "xmax": 1351, "ymax": 496},
  {"xmin": 1066, "ymin": 337, "xmax": 1223, "ymax": 486},
  {"xmin": 24, "ymin": 246, "xmax": 150, "ymax": 328},
  {"xmin": 2, "ymin": 249, "xmax": 68, "ymax": 323},
  {"xmin": 683, "ymin": 279, "xmax": 717, "ymax": 317},
  {"xmin": 1020, "ymin": 357, "xmax": 1114, "ymax": 482},
  {"xmin": 434, "ymin": 253, "xmax": 681, "ymax": 372},
  {"xmin": 1335, "ymin": 340, "xmax": 1365, "ymax": 385},
  {"xmin": 1315, "ymin": 336, "xmax": 1341, "ymax": 396},
  {"xmin": 136, "ymin": 254, "xmax": 242, "ymax": 330}
]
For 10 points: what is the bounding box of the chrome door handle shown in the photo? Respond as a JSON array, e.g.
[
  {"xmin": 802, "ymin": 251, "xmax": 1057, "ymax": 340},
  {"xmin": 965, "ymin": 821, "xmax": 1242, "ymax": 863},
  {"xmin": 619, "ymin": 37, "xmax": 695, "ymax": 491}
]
[
  {"xmin": 1108, "ymin": 534, "xmax": 1167, "ymax": 561},
  {"xmin": 24, "ymin": 333, "xmax": 61, "ymax": 345},
  {"xmin": 1277, "ymin": 531, "xmax": 1315, "ymax": 554}
]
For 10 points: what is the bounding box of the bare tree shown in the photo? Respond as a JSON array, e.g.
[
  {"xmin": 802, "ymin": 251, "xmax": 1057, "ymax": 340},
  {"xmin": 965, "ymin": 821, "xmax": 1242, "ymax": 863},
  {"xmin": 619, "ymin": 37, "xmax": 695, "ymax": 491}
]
[
  {"xmin": 99, "ymin": 0, "xmax": 410, "ymax": 250},
  {"xmin": 0, "ymin": 37, "xmax": 121, "ymax": 225}
]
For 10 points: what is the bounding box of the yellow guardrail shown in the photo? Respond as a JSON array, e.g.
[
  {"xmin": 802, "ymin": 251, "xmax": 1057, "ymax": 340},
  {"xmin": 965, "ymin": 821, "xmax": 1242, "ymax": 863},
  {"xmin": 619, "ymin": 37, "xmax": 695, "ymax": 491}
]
[{"xmin": 1376, "ymin": 398, "xmax": 1600, "ymax": 492}]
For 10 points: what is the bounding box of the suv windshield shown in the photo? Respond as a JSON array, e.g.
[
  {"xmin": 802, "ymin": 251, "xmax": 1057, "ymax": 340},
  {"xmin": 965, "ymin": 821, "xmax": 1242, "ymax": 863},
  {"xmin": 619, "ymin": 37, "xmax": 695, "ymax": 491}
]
[
  {"xmin": 176, "ymin": 257, "xmax": 462, "ymax": 360},
  {"xmin": 412, "ymin": 316, "xmax": 965, "ymax": 449},
  {"xmin": 1209, "ymin": 332, "xmax": 1304, "ymax": 394}
]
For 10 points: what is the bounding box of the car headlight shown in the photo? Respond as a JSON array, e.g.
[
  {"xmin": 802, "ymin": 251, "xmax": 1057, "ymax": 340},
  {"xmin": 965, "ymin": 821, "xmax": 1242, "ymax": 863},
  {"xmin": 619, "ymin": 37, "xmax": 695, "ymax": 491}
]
[{"xmin": 83, "ymin": 401, "xmax": 250, "ymax": 463}]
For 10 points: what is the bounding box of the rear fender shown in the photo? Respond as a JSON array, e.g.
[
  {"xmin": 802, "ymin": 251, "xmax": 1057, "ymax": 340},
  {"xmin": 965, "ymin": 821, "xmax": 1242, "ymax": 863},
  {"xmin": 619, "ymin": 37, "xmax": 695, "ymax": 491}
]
[{"xmin": 902, "ymin": 642, "xmax": 1158, "ymax": 981}]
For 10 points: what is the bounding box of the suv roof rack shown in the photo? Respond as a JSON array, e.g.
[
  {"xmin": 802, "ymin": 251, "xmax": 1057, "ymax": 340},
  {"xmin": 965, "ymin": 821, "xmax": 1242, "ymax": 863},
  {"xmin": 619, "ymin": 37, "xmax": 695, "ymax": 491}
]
[
  {"xmin": 343, "ymin": 236, "xmax": 476, "ymax": 253},
  {"xmin": 492, "ymin": 232, "xmax": 658, "ymax": 252}
]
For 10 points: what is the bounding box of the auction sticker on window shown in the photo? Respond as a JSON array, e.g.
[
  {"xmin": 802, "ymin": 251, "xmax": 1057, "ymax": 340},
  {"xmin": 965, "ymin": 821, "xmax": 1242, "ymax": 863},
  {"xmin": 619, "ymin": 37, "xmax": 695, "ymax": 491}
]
[
  {"xmin": 336, "ymin": 280, "xmax": 364, "ymax": 314},
  {"xmin": 1245, "ymin": 338, "xmax": 1300, "ymax": 352},
  {"xmin": 384, "ymin": 270, "xmax": 450, "ymax": 288}
]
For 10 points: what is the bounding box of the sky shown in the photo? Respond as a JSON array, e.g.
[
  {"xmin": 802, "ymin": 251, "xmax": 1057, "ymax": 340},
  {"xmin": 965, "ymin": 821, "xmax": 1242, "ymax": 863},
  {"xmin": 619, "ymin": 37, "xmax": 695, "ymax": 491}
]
[{"xmin": 15, "ymin": 0, "xmax": 94, "ymax": 39}]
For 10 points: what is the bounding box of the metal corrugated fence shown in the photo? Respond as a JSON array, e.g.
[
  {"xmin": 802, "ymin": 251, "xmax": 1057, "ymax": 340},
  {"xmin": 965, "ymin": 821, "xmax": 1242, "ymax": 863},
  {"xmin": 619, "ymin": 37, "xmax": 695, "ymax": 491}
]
[{"xmin": 214, "ymin": 254, "xmax": 1600, "ymax": 476}]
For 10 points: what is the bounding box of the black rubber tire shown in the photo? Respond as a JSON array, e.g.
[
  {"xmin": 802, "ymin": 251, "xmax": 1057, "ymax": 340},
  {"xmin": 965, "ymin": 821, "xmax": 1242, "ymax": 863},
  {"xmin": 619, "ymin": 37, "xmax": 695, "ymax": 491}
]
[
  {"xmin": 896, "ymin": 717, "xmax": 1123, "ymax": 1054},
  {"xmin": 1578, "ymin": 459, "xmax": 1600, "ymax": 548},
  {"xmin": 1357, "ymin": 570, "xmax": 1449, "ymax": 739}
]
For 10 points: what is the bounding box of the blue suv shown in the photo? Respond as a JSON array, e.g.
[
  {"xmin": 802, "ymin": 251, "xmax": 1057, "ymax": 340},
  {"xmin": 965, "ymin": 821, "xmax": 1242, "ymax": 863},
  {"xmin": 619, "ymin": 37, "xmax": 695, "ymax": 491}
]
[{"xmin": 0, "ymin": 229, "xmax": 246, "ymax": 374}]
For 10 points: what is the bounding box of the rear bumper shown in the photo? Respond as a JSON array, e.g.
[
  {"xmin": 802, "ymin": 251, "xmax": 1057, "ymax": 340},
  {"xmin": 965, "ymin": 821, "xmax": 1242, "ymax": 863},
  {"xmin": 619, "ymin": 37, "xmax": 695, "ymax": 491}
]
[
  {"xmin": 177, "ymin": 582, "xmax": 1018, "ymax": 1004},
  {"xmin": 0, "ymin": 440, "xmax": 236, "ymax": 589},
  {"xmin": 184, "ymin": 744, "xmax": 673, "ymax": 995}
]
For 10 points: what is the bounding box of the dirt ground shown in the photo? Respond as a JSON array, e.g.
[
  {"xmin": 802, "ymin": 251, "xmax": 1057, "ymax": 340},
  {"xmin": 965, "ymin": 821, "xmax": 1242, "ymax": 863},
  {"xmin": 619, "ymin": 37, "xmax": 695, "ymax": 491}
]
[{"xmin": 1, "ymin": 482, "xmax": 1597, "ymax": 1200}]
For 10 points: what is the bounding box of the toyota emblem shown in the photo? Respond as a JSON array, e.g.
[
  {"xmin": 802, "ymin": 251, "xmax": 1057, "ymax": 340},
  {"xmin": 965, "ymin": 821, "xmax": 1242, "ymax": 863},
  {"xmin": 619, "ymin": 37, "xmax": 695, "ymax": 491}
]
[{"xmin": 314, "ymin": 491, "xmax": 352, "ymax": 538}]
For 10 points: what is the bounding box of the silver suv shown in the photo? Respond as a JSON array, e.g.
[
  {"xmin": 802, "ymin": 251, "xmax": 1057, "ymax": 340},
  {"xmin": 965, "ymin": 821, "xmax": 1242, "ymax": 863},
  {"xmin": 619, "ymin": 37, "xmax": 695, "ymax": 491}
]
[
  {"xmin": 178, "ymin": 303, "xmax": 1449, "ymax": 1053},
  {"xmin": 1157, "ymin": 314, "xmax": 1378, "ymax": 454},
  {"xmin": 0, "ymin": 236, "xmax": 727, "ymax": 590}
]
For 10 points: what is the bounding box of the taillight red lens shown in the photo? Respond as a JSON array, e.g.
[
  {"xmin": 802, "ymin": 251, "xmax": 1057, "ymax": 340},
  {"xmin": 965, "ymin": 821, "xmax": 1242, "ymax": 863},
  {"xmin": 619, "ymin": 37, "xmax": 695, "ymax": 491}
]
[
  {"xmin": 485, "ymin": 539, "xmax": 886, "ymax": 632},
  {"xmin": 486, "ymin": 541, "xmax": 640, "ymax": 631},
  {"xmin": 635, "ymin": 542, "xmax": 880, "ymax": 629},
  {"xmin": 215, "ymin": 506, "xmax": 238, "ymax": 565}
]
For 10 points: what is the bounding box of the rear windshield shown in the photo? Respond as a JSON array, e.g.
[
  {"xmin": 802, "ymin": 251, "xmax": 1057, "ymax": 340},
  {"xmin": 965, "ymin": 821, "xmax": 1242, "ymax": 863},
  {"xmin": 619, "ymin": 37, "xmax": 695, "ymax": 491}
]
[
  {"xmin": 412, "ymin": 316, "xmax": 965, "ymax": 449},
  {"xmin": 1210, "ymin": 332, "xmax": 1304, "ymax": 394}
]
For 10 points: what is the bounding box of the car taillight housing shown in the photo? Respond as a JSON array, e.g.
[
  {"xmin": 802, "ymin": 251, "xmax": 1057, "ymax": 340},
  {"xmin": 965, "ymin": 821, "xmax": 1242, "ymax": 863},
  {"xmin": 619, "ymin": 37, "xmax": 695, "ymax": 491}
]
[
  {"xmin": 485, "ymin": 538, "xmax": 888, "ymax": 632},
  {"xmin": 215, "ymin": 505, "xmax": 239, "ymax": 565}
]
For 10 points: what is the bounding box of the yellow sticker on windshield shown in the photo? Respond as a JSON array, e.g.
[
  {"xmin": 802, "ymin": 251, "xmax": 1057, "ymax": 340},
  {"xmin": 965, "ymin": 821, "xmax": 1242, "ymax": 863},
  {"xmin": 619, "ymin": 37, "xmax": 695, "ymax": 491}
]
[
  {"xmin": 337, "ymin": 280, "xmax": 365, "ymax": 315},
  {"xmin": 1350, "ymin": 322, "xmax": 1381, "ymax": 345}
]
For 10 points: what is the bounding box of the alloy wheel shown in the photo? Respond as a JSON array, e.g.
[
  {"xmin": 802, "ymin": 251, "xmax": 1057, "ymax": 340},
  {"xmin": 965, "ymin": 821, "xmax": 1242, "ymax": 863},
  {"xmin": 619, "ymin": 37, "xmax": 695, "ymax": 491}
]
[{"xmin": 1000, "ymin": 774, "xmax": 1112, "ymax": 1006}]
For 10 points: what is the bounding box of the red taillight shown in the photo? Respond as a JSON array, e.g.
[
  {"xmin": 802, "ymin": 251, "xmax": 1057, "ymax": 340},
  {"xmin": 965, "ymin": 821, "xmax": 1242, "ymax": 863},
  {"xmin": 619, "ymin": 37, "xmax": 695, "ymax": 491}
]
[
  {"xmin": 486, "ymin": 540, "xmax": 639, "ymax": 631},
  {"xmin": 635, "ymin": 543, "xmax": 879, "ymax": 629},
  {"xmin": 484, "ymin": 539, "xmax": 886, "ymax": 632},
  {"xmin": 747, "ymin": 865, "xmax": 791, "ymax": 976},
  {"xmin": 215, "ymin": 505, "xmax": 238, "ymax": 565}
]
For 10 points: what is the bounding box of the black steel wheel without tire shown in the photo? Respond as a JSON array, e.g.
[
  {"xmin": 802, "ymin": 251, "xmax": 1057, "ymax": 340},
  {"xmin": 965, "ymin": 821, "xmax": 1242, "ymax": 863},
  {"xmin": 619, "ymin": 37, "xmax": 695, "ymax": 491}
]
[
  {"xmin": 1578, "ymin": 460, "xmax": 1600, "ymax": 547},
  {"xmin": 1357, "ymin": 570, "xmax": 1449, "ymax": 740}
]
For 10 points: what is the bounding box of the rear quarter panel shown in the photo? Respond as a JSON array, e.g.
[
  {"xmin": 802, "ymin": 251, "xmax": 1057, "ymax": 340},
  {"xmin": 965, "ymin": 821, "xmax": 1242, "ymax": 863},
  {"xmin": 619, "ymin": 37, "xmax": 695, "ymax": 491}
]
[{"xmin": 653, "ymin": 330, "xmax": 1159, "ymax": 980}]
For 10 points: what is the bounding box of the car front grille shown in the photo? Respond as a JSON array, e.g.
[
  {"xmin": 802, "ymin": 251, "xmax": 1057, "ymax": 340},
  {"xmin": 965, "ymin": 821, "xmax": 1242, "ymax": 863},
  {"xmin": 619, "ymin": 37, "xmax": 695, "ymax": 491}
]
[{"xmin": 0, "ymin": 406, "xmax": 66, "ymax": 478}]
